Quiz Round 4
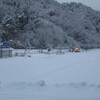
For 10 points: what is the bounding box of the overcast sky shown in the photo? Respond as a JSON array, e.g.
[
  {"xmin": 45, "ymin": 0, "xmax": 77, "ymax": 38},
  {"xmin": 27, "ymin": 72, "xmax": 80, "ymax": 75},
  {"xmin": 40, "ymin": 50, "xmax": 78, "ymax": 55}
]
[{"xmin": 56, "ymin": 0, "xmax": 100, "ymax": 11}]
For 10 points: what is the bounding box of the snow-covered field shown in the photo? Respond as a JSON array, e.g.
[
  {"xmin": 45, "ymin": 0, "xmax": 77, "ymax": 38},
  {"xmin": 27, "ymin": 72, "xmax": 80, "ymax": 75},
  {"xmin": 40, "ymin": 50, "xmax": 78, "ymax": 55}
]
[{"xmin": 0, "ymin": 49, "xmax": 100, "ymax": 100}]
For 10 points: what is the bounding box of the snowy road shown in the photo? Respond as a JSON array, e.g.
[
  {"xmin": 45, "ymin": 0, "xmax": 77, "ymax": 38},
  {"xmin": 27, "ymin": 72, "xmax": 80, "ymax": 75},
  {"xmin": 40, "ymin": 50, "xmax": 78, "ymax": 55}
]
[{"xmin": 0, "ymin": 49, "xmax": 100, "ymax": 100}]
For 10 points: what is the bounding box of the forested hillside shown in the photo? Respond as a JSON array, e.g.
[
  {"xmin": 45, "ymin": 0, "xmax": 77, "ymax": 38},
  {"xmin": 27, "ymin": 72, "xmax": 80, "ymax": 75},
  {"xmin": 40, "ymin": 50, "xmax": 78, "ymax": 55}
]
[{"xmin": 0, "ymin": 0, "xmax": 100, "ymax": 49}]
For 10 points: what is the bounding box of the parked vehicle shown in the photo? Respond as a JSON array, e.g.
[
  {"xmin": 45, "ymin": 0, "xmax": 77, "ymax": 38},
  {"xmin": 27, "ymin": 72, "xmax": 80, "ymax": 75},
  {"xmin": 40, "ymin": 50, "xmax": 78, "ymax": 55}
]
[{"xmin": 74, "ymin": 48, "xmax": 80, "ymax": 52}]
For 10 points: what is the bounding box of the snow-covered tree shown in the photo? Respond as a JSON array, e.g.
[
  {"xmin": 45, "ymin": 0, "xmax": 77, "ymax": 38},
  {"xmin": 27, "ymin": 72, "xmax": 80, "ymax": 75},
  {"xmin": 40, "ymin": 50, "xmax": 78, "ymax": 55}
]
[{"xmin": 0, "ymin": 0, "xmax": 100, "ymax": 49}]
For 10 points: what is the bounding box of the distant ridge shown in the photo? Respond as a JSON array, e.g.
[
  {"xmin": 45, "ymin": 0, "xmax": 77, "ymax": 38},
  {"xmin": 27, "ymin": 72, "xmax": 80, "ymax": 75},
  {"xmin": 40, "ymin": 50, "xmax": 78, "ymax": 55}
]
[{"xmin": 0, "ymin": 0, "xmax": 100, "ymax": 49}]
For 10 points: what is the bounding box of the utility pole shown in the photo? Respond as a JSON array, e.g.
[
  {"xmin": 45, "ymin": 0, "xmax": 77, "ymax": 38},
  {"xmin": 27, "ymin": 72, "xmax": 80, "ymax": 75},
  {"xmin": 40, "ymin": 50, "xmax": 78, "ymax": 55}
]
[{"xmin": 0, "ymin": 46, "xmax": 2, "ymax": 58}]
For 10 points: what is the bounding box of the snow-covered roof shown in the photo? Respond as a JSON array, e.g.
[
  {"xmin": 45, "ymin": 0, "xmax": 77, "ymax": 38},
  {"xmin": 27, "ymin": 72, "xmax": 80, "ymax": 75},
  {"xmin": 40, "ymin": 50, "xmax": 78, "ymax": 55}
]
[{"xmin": 0, "ymin": 47, "xmax": 14, "ymax": 51}]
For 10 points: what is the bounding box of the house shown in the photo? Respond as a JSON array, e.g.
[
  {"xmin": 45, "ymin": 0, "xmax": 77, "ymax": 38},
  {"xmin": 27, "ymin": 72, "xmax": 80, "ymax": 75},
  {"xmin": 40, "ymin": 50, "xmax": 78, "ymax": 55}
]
[{"xmin": 0, "ymin": 42, "xmax": 13, "ymax": 58}]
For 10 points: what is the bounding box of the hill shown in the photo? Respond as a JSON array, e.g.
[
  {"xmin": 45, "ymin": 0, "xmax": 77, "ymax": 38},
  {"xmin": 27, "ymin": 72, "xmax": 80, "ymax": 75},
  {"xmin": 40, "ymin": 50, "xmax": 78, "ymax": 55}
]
[{"xmin": 0, "ymin": 0, "xmax": 100, "ymax": 49}]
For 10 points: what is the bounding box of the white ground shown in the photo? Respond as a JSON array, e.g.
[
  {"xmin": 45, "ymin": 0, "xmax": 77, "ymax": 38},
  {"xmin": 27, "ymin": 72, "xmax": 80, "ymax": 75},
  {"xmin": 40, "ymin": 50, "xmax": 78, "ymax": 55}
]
[{"xmin": 0, "ymin": 49, "xmax": 100, "ymax": 100}]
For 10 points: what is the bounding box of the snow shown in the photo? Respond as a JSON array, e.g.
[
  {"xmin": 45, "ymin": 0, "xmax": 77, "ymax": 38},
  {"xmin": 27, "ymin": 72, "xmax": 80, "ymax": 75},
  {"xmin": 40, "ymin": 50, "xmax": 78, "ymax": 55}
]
[{"xmin": 0, "ymin": 49, "xmax": 100, "ymax": 100}]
